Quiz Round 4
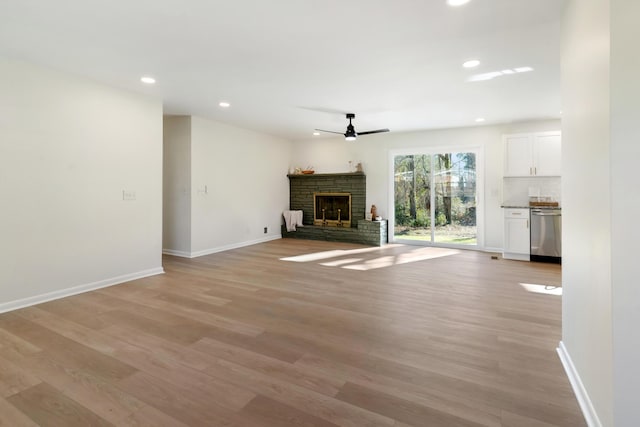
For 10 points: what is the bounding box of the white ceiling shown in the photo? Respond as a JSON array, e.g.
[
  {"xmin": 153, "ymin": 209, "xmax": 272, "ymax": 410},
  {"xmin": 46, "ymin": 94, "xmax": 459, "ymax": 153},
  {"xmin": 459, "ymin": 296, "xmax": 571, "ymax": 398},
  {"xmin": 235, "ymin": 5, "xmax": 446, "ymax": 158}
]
[{"xmin": 0, "ymin": 0, "xmax": 565, "ymax": 141}]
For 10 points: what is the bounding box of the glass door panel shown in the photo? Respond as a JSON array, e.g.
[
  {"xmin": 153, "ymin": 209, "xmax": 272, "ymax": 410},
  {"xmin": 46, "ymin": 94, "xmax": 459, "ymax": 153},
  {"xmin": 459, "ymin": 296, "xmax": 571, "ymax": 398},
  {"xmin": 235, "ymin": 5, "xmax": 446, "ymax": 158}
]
[
  {"xmin": 393, "ymin": 154, "xmax": 431, "ymax": 242},
  {"xmin": 433, "ymin": 152, "xmax": 477, "ymax": 245}
]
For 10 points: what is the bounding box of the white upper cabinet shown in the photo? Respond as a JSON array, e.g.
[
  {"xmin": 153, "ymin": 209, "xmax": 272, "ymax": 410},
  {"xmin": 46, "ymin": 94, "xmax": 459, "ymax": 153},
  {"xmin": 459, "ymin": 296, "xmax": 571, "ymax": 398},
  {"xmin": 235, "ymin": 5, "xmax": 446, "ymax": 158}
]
[
  {"xmin": 504, "ymin": 135, "xmax": 533, "ymax": 177},
  {"xmin": 503, "ymin": 131, "xmax": 561, "ymax": 177},
  {"xmin": 532, "ymin": 133, "xmax": 562, "ymax": 176}
]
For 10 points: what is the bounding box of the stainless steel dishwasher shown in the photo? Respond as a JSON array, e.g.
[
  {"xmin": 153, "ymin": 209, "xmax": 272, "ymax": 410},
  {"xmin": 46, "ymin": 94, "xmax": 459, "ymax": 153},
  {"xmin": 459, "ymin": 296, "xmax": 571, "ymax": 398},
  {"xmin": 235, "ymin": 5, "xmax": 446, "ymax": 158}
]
[{"xmin": 530, "ymin": 208, "xmax": 562, "ymax": 263}]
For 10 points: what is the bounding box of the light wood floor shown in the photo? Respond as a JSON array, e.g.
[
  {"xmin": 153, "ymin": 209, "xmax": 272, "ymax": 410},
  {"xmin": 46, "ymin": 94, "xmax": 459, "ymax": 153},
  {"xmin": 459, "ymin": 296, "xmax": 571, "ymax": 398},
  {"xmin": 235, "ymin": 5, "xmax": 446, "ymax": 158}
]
[{"xmin": 0, "ymin": 240, "xmax": 585, "ymax": 426}]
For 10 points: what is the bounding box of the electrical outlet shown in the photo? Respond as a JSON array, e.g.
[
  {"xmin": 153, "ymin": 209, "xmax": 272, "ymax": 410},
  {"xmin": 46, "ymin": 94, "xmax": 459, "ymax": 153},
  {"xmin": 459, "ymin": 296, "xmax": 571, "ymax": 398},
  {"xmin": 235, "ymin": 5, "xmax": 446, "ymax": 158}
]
[
  {"xmin": 122, "ymin": 190, "xmax": 136, "ymax": 201},
  {"xmin": 264, "ymin": 227, "xmax": 268, "ymax": 234}
]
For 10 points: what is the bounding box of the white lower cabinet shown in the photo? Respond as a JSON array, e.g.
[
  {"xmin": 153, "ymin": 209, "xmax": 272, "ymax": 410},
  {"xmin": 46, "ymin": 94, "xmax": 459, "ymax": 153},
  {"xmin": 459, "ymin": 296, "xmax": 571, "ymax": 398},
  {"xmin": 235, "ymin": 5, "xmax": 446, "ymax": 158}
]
[{"xmin": 503, "ymin": 208, "xmax": 530, "ymax": 261}]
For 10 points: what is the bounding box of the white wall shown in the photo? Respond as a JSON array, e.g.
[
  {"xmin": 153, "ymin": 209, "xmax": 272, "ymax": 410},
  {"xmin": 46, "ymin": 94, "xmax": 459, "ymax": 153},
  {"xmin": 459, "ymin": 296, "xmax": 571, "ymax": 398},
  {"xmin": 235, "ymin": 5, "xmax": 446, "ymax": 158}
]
[
  {"xmin": 163, "ymin": 116, "xmax": 192, "ymax": 255},
  {"xmin": 0, "ymin": 58, "xmax": 163, "ymax": 310},
  {"xmin": 610, "ymin": 0, "xmax": 640, "ymax": 424},
  {"xmin": 189, "ymin": 116, "xmax": 291, "ymax": 255},
  {"xmin": 291, "ymin": 120, "xmax": 560, "ymax": 250},
  {"xmin": 561, "ymin": 1, "xmax": 613, "ymax": 425}
]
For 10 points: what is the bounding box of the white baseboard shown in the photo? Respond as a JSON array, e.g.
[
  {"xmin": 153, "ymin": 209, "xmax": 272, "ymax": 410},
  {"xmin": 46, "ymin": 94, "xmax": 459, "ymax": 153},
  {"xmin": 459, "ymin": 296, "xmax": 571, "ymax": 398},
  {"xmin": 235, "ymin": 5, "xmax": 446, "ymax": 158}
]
[
  {"xmin": 162, "ymin": 249, "xmax": 191, "ymax": 258},
  {"xmin": 165, "ymin": 234, "xmax": 282, "ymax": 259},
  {"xmin": 483, "ymin": 247, "xmax": 503, "ymax": 253},
  {"xmin": 557, "ymin": 341, "xmax": 602, "ymax": 427},
  {"xmin": 190, "ymin": 234, "xmax": 281, "ymax": 258},
  {"xmin": 0, "ymin": 267, "xmax": 165, "ymax": 314},
  {"xmin": 502, "ymin": 252, "xmax": 530, "ymax": 261}
]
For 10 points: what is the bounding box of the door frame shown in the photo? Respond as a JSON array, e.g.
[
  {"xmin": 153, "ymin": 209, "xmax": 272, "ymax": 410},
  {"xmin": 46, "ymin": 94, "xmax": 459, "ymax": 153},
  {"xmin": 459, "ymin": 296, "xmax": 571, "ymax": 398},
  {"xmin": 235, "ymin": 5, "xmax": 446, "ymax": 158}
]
[{"xmin": 388, "ymin": 145, "xmax": 485, "ymax": 249}]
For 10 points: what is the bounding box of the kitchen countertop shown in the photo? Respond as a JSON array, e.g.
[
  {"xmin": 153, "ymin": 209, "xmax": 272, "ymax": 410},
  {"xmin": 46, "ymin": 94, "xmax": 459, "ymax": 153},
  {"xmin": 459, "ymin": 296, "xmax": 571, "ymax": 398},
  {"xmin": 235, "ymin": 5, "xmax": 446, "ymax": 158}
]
[
  {"xmin": 501, "ymin": 204, "xmax": 562, "ymax": 209},
  {"xmin": 501, "ymin": 204, "xmax": 530, "ymax": 209}
]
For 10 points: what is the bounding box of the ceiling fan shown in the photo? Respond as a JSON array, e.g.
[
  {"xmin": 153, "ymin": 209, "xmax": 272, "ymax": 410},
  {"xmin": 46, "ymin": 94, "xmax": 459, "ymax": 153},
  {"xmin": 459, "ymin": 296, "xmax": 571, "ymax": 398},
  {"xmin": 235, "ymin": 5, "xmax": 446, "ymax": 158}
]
[{"xmin": 315, "ymin": 113, "xmax": 390, "ymax": 141}]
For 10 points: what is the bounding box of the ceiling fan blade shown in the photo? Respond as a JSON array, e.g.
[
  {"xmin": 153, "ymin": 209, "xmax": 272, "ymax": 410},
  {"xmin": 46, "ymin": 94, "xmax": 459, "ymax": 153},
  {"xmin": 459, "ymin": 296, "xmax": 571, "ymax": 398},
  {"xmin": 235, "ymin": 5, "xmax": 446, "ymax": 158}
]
[
  {"xmin": 357, "ymin": 129, "xmax": 390, "ymax": 136},
  {"xmin": 315, "ymin": 129, "xmax": 345, "ymax": 135}
]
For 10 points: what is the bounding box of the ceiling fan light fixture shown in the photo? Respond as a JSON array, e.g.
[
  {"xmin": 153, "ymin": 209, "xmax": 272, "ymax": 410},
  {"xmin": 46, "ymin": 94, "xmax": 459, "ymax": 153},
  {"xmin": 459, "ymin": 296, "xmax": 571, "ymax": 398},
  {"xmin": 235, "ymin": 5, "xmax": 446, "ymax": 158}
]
[{"xmin": 315, "ymin": 113, "xmax": 388, "ymax": 141}]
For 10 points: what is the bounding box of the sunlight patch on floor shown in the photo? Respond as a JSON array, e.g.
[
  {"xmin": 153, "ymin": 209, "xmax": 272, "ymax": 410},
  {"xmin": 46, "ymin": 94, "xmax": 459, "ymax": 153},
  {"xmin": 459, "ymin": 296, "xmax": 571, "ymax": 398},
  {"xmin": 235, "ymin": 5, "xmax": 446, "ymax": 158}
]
[
  {"xmin": 343, "ymin": 256, "xmax": 396, "ymax": 271},
  {"xmin": 395, "ymin": 247, "xmax": 460, "ymax": 264},
  {"xmin": 519, "ymin": 283, "xmax": 562, "ymax": 296},
  {"xmin": 280, "ymin": 244, "xmax": 402, "ymax": 263},
  {"xmin": 343, "ymin": 247, "xmax": 460, "ymax": 271},
  {"xmin": 282, "ymin": 245, "xmax": 460, "ymax": 271},
  {"xmin": 320, "ymin": 258, "xmax": 365, "ymax": 267}
]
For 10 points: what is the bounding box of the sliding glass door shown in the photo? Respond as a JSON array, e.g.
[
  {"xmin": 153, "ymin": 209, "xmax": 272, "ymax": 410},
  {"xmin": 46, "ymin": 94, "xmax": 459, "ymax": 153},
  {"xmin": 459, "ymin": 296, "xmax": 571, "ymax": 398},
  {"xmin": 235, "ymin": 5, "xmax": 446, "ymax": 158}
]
[{"xmin": 393, "ymin": 150, "xmax": 478, "ymax": 246}]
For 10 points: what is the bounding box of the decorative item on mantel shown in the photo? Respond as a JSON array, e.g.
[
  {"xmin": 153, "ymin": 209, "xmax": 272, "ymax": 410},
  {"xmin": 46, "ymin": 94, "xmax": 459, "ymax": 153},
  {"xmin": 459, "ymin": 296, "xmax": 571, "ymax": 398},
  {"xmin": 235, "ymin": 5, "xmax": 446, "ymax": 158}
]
[
  {"xmin": 348, "ymin": 161, "xmax": 364, "ymax": 173},
  {"xmin": 301, "ymin": 166, "xmax": 315, "ymax": 174},
  {"xmin": 370, "ymin": 204, "xmax": 381, "ymax": 221},
  {"xmin": 290, "ymin": 166, "xmax": 315, "ymax": 175}
]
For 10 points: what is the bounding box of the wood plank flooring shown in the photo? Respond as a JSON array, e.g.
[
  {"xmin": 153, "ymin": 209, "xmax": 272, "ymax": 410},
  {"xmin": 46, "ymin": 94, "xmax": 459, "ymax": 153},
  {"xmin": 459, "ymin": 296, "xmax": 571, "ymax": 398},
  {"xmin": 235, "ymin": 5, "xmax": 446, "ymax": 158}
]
[{"xmin": 0, "ymin": 240, "xmax": 586, "ymax": 426}]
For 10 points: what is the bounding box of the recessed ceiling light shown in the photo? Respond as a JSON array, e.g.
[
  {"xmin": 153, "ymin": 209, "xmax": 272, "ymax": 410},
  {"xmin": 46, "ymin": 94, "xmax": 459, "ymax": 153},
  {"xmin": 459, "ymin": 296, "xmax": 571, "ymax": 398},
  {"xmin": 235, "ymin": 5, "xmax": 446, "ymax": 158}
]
[
  {"xmin": 447, "ymin": 0, "xmax": 471, "ymax": 6},
  {"xmin": 501, "ymin": 69, "xmax": 515, "ymax": 75},
  {"xmin": 140, "ymin": 76, "xmax": 156, "ymax": 84},
  {"xmin": 514, "ymin": 66, "xmax": 534, "ymax": 73},
  {"xmin": 475, "ymin": 118, "xmax": 485, "ymax": 123},
  {"xmin": 463, "ymin": 60, "xmax": 480, "ymax": 68},
  {"xmin": 313, "ymin": 132, "xmax": 320, "ymax": 136},
  {"xmin": 219, "ymin": 102, "xmax": 230, "ymax": 108}
]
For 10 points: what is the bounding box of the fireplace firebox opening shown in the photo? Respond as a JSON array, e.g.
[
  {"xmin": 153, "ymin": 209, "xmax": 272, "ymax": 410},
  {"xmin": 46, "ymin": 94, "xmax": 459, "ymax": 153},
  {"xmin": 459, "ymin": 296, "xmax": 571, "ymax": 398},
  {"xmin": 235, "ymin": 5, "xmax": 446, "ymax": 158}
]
[{"xmin": 314, "ymin": 192, "xmax": 352, "ymax": 227}]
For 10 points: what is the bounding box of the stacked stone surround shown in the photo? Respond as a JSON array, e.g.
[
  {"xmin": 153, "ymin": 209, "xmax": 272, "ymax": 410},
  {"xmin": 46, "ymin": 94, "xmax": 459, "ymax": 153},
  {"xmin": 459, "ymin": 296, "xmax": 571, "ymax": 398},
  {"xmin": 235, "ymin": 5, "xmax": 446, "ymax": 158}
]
[
  {"xmin": 288, "ymin": 172, "xmax": 366, "ymax": 226},
  {"xmin": 284, "ymin": 172, "xmax": 387, "ymax": 246}
]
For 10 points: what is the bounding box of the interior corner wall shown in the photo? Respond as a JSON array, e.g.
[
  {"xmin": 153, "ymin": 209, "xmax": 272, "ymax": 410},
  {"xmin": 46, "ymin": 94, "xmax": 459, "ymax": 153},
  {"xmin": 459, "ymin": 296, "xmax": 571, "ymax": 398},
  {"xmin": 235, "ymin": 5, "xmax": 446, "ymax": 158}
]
[
  {"xmin": 0, "ymin": 58, "xmax": 163, "ymax": 310},
  {"xmin": 189, "ymin": 116, "xmax": 291, "ymax": 255},
  {"xmin": 610, "ymin": 0, "xmax": 640, "ymax": 424},
  {"xmin": 163, "ymin": 116, "xmax": 192, "ymax": 255},
  {"xmin": 561, "ymin": 0, "xmax": 613, "ymax": 426},
  {"xmin": 289, "ymin": 119, "xmax": 560, "ymax": 251}
]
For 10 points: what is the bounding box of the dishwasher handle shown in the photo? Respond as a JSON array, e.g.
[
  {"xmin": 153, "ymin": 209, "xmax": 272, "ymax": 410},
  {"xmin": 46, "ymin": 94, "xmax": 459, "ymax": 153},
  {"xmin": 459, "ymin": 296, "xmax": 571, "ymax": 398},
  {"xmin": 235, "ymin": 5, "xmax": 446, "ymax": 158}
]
[{"xmin": 531, "ymin": 210, "xmax": 561, "ymax": 216}]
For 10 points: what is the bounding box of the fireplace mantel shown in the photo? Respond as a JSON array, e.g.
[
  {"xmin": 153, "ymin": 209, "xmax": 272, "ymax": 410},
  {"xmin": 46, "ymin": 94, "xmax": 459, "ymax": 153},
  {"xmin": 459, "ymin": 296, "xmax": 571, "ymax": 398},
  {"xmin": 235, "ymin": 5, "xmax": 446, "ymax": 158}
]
[{"xmin": 287, "ymin": 172, "xmax": 365, "ymax": 179}]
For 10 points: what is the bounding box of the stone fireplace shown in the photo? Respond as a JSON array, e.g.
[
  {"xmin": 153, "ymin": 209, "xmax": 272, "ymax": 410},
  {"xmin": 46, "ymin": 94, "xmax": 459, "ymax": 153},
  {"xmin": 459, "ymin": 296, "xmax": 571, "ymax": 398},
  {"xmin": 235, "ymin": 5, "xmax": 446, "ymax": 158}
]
[
  {"xmin": 287, "ymin": 172, "xmax": 365, "ymax": 227},
  {"xmin": 314, "ymin": 192, "xmax": 351, "ymax": 227},
  {"xmin": 284, "ymin": 172, "xmax": 387, "ymax": 246}
]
